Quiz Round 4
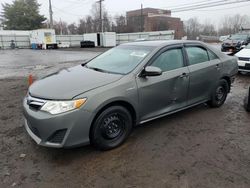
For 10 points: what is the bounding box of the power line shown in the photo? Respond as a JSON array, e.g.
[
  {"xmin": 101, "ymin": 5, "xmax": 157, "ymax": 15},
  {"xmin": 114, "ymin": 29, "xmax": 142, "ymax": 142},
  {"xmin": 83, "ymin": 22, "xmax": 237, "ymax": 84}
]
[
  {"xmin": 60, "ymin": 0, "xmax": 93, "ymax": 11},
  {"xmin": 170, "ymin": 0, "xmax": 226, "ymax": 11},
  {"xmin": 96, "ymin": 0, "xmax": 104, "ymax": 32},
  {"xmin": 164, "ymin": 0, "xmax": 215, "ymax": 9},
  {"xmin": 49, "ymin": 0, "xmax": 250, "ymax": 24},
  {"xmin": 171, "ymin": 0, "xmax": 250, "ymax": 12},
  {"xmin": 52, "ymin": 5, "xmax": 83, "ymax": 17},
  {"xmin": 192, "ymin": 2, "xmax": 250, "ymax": 11}
]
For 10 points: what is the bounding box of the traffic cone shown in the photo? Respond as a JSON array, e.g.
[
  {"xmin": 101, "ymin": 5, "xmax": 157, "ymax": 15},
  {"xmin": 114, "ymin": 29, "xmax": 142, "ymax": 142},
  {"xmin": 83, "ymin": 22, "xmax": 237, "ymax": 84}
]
[{"xmin": 28, "ymin": 74, "xmax": 33, "ymax": 86}]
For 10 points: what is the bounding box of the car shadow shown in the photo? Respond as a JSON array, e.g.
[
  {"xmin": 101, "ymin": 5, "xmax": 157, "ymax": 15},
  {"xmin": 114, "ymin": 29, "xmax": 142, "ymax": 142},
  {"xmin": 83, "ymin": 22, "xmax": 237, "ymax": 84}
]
[{"xmin": 32, "ymin": 103, "xmax": 211, "ymax": 164}]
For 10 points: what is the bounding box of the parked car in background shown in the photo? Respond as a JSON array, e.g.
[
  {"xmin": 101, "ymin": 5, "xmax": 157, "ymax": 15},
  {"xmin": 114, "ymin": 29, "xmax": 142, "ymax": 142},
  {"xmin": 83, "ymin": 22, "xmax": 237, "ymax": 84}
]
[
  {"xmin": 58, "ymin": 41, "xmax": 70, "ymax": 48},
  {"xmin": 23, "ymin": 40, "xmax": 238, "ymax": 150},
  {"xmin": 235, "ymin": 43, "xmax": 250, "ymax": 73},
  {"xmin": 219, "ymin": 35, "xmax": 230, "ymax": 42},
  {"xmin": 221, "ymin": 33, "xmax": 250, "ymax": 54}
]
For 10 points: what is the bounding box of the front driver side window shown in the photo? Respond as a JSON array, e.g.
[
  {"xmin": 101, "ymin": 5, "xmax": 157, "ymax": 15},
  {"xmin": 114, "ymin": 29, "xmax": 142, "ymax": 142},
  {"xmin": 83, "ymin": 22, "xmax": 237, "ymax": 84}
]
[{"xmin": 151, "ymin": 48, "xmax": 184, "ymax": 72}]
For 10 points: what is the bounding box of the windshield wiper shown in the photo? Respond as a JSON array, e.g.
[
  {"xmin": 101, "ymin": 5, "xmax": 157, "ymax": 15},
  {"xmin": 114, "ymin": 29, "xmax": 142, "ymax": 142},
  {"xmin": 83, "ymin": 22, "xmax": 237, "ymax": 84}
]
[
  {"xmin": 85, "ymin": 65, "xmax": 108, "ymax": 73},
  {"xmin": 85, "ymin": 65, "xmax": 124, "ymax": 75}
]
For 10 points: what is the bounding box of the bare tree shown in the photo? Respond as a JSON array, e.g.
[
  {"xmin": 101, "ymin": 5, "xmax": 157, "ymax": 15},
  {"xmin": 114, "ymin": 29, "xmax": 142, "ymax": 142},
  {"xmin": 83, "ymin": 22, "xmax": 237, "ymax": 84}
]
[
  {"xmin": 78, "ymin": 19, "xmax": 87, "ymax": 34},
  {"xmin": 90, "ymin": 2, "xmax": 112, "ymax": 32},
  {"xmin": 200, "ymin": 20, "xmax": 217, "ymax": 36},
  {"xmin": 54, "ymin": 20, "xmax": 68, "ymax": 35},
  {"xmin": 103, "ymin": 12, "xmax": 112, "ymax": 32},
  {"xmin": 218, "ymin": 14, "xmax": 250, "ymax": 35},
  {"xmin": 113, "ymin": 14, "xmax": 127, "ymax": 33},
  {"xmin": 67, "ymin": 23, "xmax": 78, "ymax": 34},
  {"xmin": 85, "ymin": 15, "xmax": 94, "ymax": 33},
  {"xmin": 184, "ymin": 17, "xmax": 201, "ymax": 40}
]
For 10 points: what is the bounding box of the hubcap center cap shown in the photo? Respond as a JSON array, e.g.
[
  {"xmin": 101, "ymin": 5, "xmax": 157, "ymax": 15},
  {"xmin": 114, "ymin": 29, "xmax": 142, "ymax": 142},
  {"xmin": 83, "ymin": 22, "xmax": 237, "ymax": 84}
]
[{"xmin": 102, "ymin": 115, "xmax": 123, "ymax": 139}]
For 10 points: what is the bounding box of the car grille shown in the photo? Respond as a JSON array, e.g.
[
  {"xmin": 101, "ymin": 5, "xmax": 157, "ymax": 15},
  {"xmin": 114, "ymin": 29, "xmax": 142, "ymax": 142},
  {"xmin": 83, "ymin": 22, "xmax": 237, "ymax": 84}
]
[
  {"xmin": 239, "ymin": 57, "xmax": 250, "ymax": 61},
  {"xmin": 224, "ymin": 43, "xmax": 236, "ymax": 46},
  {"xmin": 47, "ymin": 129, "xmax": 67, "ymax": 144},
  {"xmin": 239, "ymin": 65, "xmax": 250, "ymax": 70},
  {"xmin": 26, "ymin": 95, "xmax": 46, "ymax": 110}
]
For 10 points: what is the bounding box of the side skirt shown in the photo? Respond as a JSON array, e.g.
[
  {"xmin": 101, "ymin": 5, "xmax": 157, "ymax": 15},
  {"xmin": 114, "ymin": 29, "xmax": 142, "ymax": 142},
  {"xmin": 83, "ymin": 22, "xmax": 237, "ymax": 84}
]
[{"xmin": 139, "ymin": 100, "xmax": 208, "ymax": 124}]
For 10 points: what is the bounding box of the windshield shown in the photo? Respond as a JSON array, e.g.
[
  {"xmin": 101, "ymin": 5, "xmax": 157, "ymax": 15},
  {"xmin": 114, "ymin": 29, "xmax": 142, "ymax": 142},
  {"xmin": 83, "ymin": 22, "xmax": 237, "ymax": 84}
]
[
  {"xmin": 86, "ymin": 45, "xmax": 154, "ymax": 74},
  {"xmin": 230, "ymin": 34, "xmax": 248, "ymax": 41}
]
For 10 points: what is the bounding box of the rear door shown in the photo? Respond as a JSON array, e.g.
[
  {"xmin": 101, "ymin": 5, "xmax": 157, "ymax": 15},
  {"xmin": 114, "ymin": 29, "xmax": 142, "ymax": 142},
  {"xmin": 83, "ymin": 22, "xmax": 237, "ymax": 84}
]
[
  {"xmin": 184, "ymin": 44, "xmax": 221, "ymax": 105},
  {"xmin": 136, "ymin": 45, "xmax": 190, "ymax": 121}
]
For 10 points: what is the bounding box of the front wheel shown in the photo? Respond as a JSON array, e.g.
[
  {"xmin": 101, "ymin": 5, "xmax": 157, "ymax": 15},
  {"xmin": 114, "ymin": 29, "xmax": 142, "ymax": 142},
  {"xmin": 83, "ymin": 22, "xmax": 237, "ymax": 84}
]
[
  {"xmin": 90, "ymin": 106, "xmax": 133, "ymax": 150},
  {"xmin": 208, "ymin": 79, "xmax": 229, "ymax": 108}
]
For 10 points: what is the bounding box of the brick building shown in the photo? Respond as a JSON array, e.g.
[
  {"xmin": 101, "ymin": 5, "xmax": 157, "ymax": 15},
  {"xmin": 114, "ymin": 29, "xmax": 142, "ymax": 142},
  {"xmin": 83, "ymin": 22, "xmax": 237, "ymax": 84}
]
[{"xmin": 126, "ymin": 8, "xmax": 184, "ymax": 39}]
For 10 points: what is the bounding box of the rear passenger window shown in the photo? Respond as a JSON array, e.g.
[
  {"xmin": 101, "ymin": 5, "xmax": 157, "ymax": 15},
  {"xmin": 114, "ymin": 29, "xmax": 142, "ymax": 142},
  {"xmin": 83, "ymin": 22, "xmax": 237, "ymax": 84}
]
[
  {"xmin": 151, "ymin": 48, "xmax": 184, "ymax": 72},
  {"xmin": 186, "ymin": 47, "xmax": 209, "ymax": 65},
  {"xmin": 208, "ymin": 50, "xmax": 218, "ymax": 60}
]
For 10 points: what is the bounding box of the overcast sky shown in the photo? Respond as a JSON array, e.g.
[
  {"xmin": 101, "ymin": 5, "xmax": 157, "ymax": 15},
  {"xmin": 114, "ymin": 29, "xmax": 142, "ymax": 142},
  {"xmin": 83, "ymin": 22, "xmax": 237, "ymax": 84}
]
[{"xmin": 1, "ymin": 0, "xmax": 250, "ymax": 27}]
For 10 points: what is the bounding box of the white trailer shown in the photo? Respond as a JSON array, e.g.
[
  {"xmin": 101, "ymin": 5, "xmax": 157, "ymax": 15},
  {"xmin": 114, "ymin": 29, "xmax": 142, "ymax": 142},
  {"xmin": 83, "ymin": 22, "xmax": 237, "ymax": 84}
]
[
  {"xmin": 30, "ymin": 29, "xmax": 57, "ymax": 49},
  {"xmin": 116, "ymin": 30, "xmax": 175, "ymax": 45},
  {"xmin": 101, "ymin": 32, "xmax": 116, "ymax": 47},
  {"xmin": 82, "ymin": 33, "xmax": 116, "ymax": 47}
]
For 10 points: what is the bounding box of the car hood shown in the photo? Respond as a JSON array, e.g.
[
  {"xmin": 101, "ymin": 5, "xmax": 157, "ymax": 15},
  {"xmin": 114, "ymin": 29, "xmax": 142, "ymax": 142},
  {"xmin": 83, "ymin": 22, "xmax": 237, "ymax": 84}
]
[
  {"xmin": 223, "ymin": 39, "xmax": 243, "ymax": 44},
  {"xmin": 29, "ymin": 65, "xmax": 123, "ymax": 100},
  {"xmin": 235, "ymin": 49, "xmax": 250, "ymax": 57}
]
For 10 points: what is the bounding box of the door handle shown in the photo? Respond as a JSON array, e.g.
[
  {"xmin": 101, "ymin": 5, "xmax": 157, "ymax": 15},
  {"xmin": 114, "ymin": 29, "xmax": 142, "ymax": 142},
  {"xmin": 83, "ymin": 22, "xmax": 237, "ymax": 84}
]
[
  {"xmin": 180, "ymin": 73, "xmax": 189, "ymax": 78},
  {"xmin": 216, "ymin": 64, "xmax": 221, "ymax": 70}
]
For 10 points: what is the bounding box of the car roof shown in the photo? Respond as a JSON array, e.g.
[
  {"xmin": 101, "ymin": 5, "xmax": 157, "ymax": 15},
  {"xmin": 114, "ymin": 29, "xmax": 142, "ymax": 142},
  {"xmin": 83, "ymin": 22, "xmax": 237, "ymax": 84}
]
[
  {"xmin": 120, "ymin": 40, "xmax": 205, "ymax": 48},
  {"xmin": 120, "ymin": 40, "xmax": 229, "ymax": 59}
]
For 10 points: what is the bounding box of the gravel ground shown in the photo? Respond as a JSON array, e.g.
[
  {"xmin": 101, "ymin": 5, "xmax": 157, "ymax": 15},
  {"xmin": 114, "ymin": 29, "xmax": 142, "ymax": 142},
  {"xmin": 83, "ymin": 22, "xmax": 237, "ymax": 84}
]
[{"xmin": 0, "ymin": 74, "xmax": 249, "ymax": 188}]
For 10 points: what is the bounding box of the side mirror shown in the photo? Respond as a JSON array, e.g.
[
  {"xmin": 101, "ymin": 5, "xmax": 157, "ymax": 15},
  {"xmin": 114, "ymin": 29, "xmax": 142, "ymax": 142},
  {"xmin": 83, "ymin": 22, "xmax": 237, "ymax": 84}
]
[{"xmin": 140, "ymin": 66, "xmax": 162, "ymax": 77}]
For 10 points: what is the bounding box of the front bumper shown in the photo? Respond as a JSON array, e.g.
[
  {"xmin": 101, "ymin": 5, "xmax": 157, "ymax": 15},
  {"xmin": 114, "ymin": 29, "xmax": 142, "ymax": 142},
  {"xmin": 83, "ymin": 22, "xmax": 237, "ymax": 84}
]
[
  {"xmin": 23, "ymin": 98, "xmax": 95, "ymax": 148},
  {"xmin": 238, "ymin": 60, "xmax": 250, "ymax": 73},
  {"xmin": 221, "ymin": 46, "xmax": 241, "ymax": 54}
]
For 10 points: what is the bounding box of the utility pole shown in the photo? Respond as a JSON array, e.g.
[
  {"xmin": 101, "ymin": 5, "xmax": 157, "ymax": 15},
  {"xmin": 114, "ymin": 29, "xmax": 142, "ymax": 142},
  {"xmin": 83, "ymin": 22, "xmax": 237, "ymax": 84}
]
[
  {"xmin": 97, "ymin": 0, "xmax": 104, "ymax": 33},
  {"xmin": 49, "ymin": 0, "xmax": 53, "ymax": 28},
  {"xmin": 140, "ymin": 4, "xmax": 143, "ymax": 32},
  {"xmin": 60, "ymin": 18, "xmax": 63, "ymax": 35}
]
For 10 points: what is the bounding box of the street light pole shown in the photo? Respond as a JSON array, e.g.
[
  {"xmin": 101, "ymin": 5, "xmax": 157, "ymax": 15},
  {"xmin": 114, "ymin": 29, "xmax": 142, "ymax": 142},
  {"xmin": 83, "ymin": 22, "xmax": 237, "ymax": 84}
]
[
  {"xmin": 141, "ymin": 4, "xmax": 143, "ymax": 32},
  {"xmin": 49, "ymin": 0, "xmax": 53, "ymax": 28}
]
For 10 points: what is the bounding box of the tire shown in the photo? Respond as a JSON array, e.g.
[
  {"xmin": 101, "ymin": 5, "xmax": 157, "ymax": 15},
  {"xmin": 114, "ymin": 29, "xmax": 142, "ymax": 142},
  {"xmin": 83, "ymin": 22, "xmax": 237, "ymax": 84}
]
[
  {"xmin": 208, "ymin": 79, "xmax": 229, "ymax": 108},
  {"xmin": 90, "ymin": 106, "xmax": 133, "ymax": 150}
]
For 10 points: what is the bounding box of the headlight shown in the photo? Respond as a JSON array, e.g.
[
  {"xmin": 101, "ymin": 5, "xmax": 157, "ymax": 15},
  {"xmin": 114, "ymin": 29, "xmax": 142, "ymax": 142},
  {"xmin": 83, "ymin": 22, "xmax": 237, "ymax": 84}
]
[{"xmin": 41, "ymin": 98, "xmax": 87, "ymax": 115}]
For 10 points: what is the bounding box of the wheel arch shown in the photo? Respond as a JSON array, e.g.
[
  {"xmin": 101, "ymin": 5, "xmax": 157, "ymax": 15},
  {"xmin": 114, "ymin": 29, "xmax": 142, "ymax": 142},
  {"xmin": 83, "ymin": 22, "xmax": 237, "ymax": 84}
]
[
  {"xmin": 89, "ymin": 100, "xmax": 137, "ymax": 139},
  {"xmin": 220, "ymin": 75, "xmax": 231, "ymax": 92}
]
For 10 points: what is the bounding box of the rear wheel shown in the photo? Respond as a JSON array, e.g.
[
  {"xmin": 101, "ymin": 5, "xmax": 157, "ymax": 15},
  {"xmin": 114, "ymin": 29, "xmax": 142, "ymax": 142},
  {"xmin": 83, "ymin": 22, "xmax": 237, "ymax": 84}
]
[
  {"xmin": 208, "ymin": 79, "xmax": 229, "ymax": 108},
  {"xmin": 90, "ymin": 106, "xmax": 133, "ymax": 150}
]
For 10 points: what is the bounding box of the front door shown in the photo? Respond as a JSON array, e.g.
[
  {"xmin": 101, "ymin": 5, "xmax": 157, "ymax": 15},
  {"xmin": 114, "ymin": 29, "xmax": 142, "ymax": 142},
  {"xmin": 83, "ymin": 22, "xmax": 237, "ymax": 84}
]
[{"xmin": 136, "ymin": 46, "xmax": 190, "ymax": 122}]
